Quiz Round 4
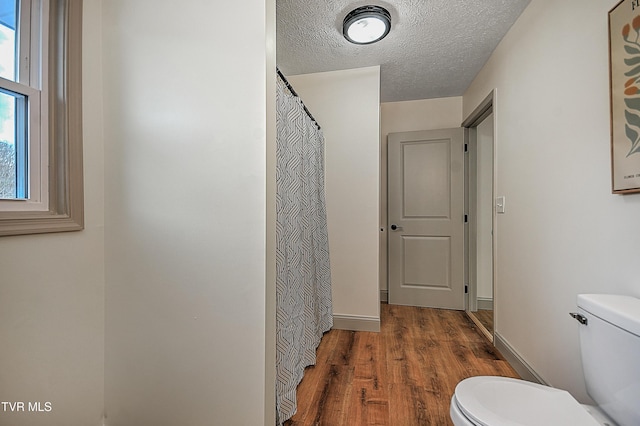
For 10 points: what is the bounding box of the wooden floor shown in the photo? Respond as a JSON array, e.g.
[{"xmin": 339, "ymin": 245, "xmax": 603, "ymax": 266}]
[
  {"xmin": 473, "ymin": 309, "xmax": 494, "ymax": 336},
  {"xmin": 284, "ymin": 304, "xmax": 518, "ymax": 426}
]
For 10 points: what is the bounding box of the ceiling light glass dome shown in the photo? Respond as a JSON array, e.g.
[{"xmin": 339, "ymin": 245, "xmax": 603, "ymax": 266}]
[{"xmin": 343, "ymin": 5, "xmax": 391, "ymax": 45}]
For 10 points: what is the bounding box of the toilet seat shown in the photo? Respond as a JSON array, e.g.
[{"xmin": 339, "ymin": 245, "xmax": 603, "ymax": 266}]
[{"xmin": 452, "ymin": 376, "xmax": 602, "ymax": 426}]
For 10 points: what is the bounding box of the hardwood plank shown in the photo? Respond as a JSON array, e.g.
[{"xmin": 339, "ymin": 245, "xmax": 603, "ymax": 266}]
[
  {"xmin": 473, "ymin": 309, "xmax": 494, "ymax": 334},
  {"xmin": 327, "ymin": 330, "xmax": 356, "ymax": 366},
  {"xmin": 283, "ymin": 304, "xmax": 519, "ymax": 426}
]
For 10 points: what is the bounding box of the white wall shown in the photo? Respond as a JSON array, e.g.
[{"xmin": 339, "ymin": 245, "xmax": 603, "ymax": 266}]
[
  {"xmin": 0, "ymin": 1, "xmax": 105, "ymax": 425},
  {"xmin": 102, "ymin": 0, "xmax": 275, "ymax": 424},
  {"xmin": 379, "ymin": 98, "xmax": 463, "ymax": 296},
  {"xmin": 464, "ymin": 0, "xmax": 640, "ymax": 402},
  {"xmin": 288, "ymin": 67, "xmax": 381, "ymax": 329}
]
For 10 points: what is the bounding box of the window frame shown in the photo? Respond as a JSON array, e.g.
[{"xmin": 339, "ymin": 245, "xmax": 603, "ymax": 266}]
[{"xmin": 0, "ymin": 0, "xmax": 83, "ymax": 237}]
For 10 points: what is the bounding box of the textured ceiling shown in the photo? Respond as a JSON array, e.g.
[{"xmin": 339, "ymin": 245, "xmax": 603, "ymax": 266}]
[{"xmin": 277, "ymin": 0, "xmax": 531, "ymax": 102}]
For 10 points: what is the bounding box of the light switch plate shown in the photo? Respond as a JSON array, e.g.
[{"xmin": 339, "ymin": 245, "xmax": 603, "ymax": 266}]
[{"xmin": 496, "ymin": 196, "xmax": 505, "ymax": 214}]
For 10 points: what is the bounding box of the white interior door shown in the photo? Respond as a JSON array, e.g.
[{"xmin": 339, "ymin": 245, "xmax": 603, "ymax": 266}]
[{"xmin": 388, "ymin": 128, "xmax": 465, "ymax": 309}]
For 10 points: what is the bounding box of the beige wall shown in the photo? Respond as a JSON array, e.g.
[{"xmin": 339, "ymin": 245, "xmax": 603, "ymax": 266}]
[
  {"xmin": 379, "ymin": 98, "xmax": 463, "ymax": 296},
  {"xmin": 464, "ymin": 0, "xmax": 640, "ymax": 402},
  {"xmin": 0, "ymin": 1, "xmax": 105, "ymax": 425},
  {"xmin": 289, "ymin": 67, "xmax": 381, "ymax": 328},
  {"xmin": 102, "ymin": 0, "xmax": 275, "ymax": 424}
]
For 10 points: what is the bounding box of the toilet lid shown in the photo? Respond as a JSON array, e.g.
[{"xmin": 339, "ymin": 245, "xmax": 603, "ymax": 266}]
[{"xmin": 454, "ymin": 376, "xmax": 601, "ymax": 426}]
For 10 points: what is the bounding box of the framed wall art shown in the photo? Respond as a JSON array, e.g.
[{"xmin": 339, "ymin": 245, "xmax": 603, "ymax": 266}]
[{"xmin": 610, "ymin": 0, "xmax": 640, "ymax": 194}]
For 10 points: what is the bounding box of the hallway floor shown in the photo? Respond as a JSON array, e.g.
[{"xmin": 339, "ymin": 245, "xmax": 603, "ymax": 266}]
[
  {"xmin": 473, "ymin": 309, "xmax": 494, "ymax": 336},
  {"xmin": 284, "ymin": 303, "xmax": 519, "ymax": 426}
]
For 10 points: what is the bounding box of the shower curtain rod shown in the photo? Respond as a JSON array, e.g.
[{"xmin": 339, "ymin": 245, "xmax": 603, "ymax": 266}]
[{"xmin": 276, "ymin": 67, "xmax": 321, "ymax": 130}]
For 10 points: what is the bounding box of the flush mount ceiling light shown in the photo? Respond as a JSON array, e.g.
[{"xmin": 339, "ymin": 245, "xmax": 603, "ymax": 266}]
[{"xmin": 343, "ymin": 5, "xmax": 391, "ymax": 45}]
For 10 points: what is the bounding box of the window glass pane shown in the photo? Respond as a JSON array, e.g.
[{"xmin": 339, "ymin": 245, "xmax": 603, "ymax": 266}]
[
  {"xmin": 0, "ymin": 0, "xmax": 17, "ymax": 81},
  {"xmin": 0, "ymin": 89, "xmax": 26, "ymax": 199}
]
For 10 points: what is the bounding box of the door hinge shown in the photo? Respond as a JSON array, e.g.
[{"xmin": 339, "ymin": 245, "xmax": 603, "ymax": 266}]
[
  {"xmin": 464, "ymin": 143, "xmax": 468, "ymax": 152},
  {"xmin": 465, "ymin": 285, "xmax": 469, "ymax": 294},
  {"xmin": 464, "ymin": 214, "xmax": 468, "ymax": 223}
]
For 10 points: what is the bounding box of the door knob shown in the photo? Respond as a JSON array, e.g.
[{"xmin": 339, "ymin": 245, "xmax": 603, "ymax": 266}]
[{"xmin": 391, "ymin": 224, "xmax": 402, "ymax": 231}]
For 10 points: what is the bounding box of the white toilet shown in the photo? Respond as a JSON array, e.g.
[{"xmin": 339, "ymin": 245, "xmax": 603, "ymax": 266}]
[{"xmin": 450, "ymin": 294, "xmax": 640, "ymax": 426}]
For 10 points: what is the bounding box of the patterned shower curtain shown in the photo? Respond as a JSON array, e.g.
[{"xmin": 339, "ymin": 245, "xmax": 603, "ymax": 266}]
[{"xmin": 275, "ymin": 73, "xmax": 333, "ymax": 425}]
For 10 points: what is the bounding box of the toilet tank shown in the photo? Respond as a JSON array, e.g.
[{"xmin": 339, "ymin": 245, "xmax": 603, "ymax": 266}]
[{"xmin": 577, "ymin": 294, "xmax": 640, "ymax": 426}]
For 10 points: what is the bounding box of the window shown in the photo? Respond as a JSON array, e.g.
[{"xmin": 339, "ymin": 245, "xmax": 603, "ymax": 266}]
[
  {"xmin": 0, "ymin": 0, "xmax": 42, "ymax": 205},
  {"xmin": 0, "ymin": 0, "xmax": 83, "ymax": 236},
  {"xmin": 0, "ymin": 89, "xmax": 29, "ymax": 199}
]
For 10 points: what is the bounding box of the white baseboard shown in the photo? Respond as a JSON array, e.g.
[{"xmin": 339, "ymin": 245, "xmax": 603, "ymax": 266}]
[
  {"xmin": 494, "ymin": 332, "xmax": 547, "ymax": 385},
  {"xmin": 332, "ymin": 314, "xmax": 380, "ymax": 332},
  {"xmin": 477, "ymin": 298, "xmax": 493, "ymax": 310},
  {"xmin": 380, "ymin": 289, "xmax": 388, "ymax": 303}
]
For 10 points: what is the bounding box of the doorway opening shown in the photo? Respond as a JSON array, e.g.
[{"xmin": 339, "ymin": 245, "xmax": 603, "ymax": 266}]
[{"xmin": 463, "ymin": 92, "xmax": 495, "ymax": 341}]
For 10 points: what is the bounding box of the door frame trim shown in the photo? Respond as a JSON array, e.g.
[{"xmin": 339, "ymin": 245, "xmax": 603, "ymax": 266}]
[{"xmin": 462, "ymin": 91, "xmax": 494, "ymax": 128}]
